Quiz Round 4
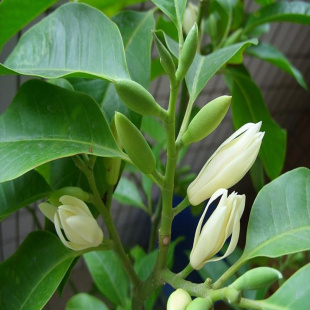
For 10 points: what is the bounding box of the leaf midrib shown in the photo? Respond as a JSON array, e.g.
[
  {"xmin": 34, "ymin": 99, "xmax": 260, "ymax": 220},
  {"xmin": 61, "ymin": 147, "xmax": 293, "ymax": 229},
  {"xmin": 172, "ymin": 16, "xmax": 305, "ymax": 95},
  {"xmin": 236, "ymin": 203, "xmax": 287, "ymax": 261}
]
[{"xmin": 242, "ymin": 225, "xmax": 310, "ymax": 261}]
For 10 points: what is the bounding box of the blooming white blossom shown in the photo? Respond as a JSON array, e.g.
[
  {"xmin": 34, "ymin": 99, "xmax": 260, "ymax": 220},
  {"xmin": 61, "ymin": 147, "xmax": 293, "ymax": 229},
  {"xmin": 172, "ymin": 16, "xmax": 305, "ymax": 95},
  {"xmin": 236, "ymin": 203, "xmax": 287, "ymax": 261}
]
[
  {"xmin": 39, "ymin": 195, "xmax": 103, "ymax": 251},
  {"xmin": 183, "ymin": 3, "xmax": 198, "ymax": 35},
  {"xmin": 190, "ymin": 189, "xmax": 245, "ymax": 270},
  {"xmin": 187, "ymin": 122, "xmax": 264, "ymax": 206}
]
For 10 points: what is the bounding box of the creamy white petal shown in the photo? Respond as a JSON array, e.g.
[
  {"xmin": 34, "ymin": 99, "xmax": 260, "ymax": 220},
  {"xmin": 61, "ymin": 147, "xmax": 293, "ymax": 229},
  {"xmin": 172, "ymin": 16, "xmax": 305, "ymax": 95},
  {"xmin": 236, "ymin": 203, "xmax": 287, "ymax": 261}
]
[
  {"xmin": 59, "ymin": 195, "xmax": 92, "ymax": 217},
  {"xmin": 39, "ymin": 202, "xmax": 57, "ymax": 223}
]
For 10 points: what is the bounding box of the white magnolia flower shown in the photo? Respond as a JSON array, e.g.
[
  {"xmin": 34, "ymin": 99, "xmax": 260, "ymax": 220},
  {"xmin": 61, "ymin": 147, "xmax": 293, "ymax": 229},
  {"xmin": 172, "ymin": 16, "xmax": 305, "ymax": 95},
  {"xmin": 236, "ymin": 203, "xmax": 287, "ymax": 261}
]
[
  {"xmin": 190, "ymin": 189, "xmax": 245, "ymax": 270},
  {"xmin": 39, "ymin": 195, "xmax": 103, "ymax": 251},
  {"xmin": 188, "ymin": 122, "xmax": 264, "ymax": 206},
  {"xmin": 167, "ymin": 288, "xmax": 192, "ymax": 310}
]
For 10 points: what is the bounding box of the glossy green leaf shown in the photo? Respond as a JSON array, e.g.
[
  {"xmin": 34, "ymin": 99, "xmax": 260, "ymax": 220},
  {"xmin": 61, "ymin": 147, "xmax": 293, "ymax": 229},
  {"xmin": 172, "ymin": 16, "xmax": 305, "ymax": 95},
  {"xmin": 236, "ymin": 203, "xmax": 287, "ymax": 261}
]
[
  {"xmin": 0, "ymin": 231, "xmax": 76, "ymax": 310},
  {"xmin": 166, "ymin": 37, "xmax": 257, "ymax": 102},
  {"xmin": 245, "ymin": 1, "xmax": 310, "ymax": 33},
  {"xmin": 0, "ymin": 0, "xmax": 59, "ymax": 51},
  {"xmin": 141, "ymin": 116, "xmax": 166, "ymax": 144},
  {"xmin": 75, "ymin": 0, "xmax": 147, "ymax": 17},
  {"xmin": 255, "ymin": 0, "xmax": 275, "ymax": 6},
  {"xmin": 66, "ymin": 293, "xmax": 108, "ymax": 310},
  {"xmin": 152, "ymin": 0, "xmax": 187, "ymax": 35},
  {"xmin": 225, "ymin": 66, "xmax": 286, "ymax": 179},
  {"xmin": 0, "ymin": 170, "xmax": 51, "ymax": 220},
  {"xmin": 250, "ymin": 157, "xmax": 265, "ymax": 193},
  {"xmin": 257, "ymin": 263, "xmax": 310, "ymax": 310},
  {"xmin": 0, "ymin": 3, "xmax": 129, "ymax": 81},
  {"xmin": 84, "ymin": 250, "xmax": 128, "ymax": 306},
  {"xmin": 114, "ymin": 177, "xmax": 147, "ymax": 211},
  {"xmin": 156, "ymin": 15, "xmax": 178, "ymax": 42},
  {"xmin": 242, "ymin": 168, "xmax": 310, "ymax": 262},
  {"xmin": 246, "ymin": 42, "xmax": 307, "ymax": 89},
  {"xmin": 70, "ymin": 10, "xmax": 154, "ymax": 126},
  {"xmin": 0, "ymin": 80, "xmax": 123, "ymax": 183}
]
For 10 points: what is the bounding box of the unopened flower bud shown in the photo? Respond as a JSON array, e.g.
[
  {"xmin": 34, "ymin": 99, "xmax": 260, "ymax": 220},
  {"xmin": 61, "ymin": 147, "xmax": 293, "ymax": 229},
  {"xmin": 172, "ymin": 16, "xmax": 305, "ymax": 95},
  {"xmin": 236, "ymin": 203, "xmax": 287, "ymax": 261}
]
[
  {"xmin": 190, "ymin": 189, "xmax": 245, "ymax": 270},
  {"xmin": 167, "ymin": 289, "xmax": 192, "ymax": 310},
  {"xmin": 39, "ymin": 195, "xmax": 103, "ymax": 251},
  {"xmin": 114, "ymin": 79, "xmax": 165, "ymax": 118},
  {"xmin": 186, "ymin": 297, "xmax": 212, "ymax": 310},
  {"xmin": 183, "ymin": 3, "xmax": 198, "ymax": 35},
  {"xmin": 115, "ymin": 112, "xmax": 156, "ymax": 174},
  {"xmin": 182, "ymin": 96, "xmax": 231, "ymax": 146},
  {"xmin": 188, "ymin": 122, "xmax": 264, "ymax": 206},
  {"xmin": 153, "ymin": 32, "xmax": 176, "ymax": 78},
  {"xmin": 176, "ymin": 23, "xmax": 198, "ymax": 82},
  {"xmin": 231, "ymin": 267, "xmax": 282, "ymax": 291}
]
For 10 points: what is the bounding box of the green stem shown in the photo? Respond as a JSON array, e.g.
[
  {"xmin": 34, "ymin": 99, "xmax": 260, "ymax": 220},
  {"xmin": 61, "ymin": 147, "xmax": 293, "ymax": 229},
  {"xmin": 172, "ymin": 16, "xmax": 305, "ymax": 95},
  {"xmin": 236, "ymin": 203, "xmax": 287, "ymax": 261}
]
[
  {"xmin": 197, "ymin": 0, "xmax": 209, "ymax": 52},
  {"xmin": 212, "ymin": 257, "xmax": 246, "ymax": 289},
  {"xmin": 72, "ymin": 156, "xmax": 141, "ymax": 288},
  {"xmin": 177, "ymin": 262, "xmax": 194, "ymax": 279},
  {"xmin": 176, "ymin": 80, "xmax": 189, "ymax": 133},
  {"xmin": 176, "ymin": 97, "xmax": 194, "ymax": 144},
  {"xmin": 238, "ymin": 298, "xmax": 263, "ymax": 310},
  {"xmin": 148, "ymin": 196, "xmax": 162, "ymax": 253},
  {"xmin": 173, "ymin": 196, "xmax": 190, "ymax": 217}
]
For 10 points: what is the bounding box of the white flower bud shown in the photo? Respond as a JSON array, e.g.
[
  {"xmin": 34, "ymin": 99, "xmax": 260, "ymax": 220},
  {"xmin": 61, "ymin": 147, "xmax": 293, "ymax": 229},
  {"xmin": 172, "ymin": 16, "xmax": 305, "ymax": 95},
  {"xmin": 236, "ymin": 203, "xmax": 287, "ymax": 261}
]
[
  {"xmin": 39, "ymin": 195, "xmax": 103, "ymax": 251},
  {"xmin": 183, "ymin": 3, "xmax": 198, "ymax": 35},
  {"xmin": 190, "ymin": 189, "xmax": 245, "ymax": 270},
  {"xmin": 167, "ymin": 289, "xmax": 192, "ymax": 310},
  {"xmin": 187, "ymin": 122, "xmax": 264, "ymax": 206}
]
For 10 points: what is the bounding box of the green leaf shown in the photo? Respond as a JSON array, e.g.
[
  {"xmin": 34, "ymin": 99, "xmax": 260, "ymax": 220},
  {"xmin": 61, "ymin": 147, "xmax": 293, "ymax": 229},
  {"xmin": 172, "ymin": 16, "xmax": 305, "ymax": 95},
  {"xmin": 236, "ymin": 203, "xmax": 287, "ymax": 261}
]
[
  {"xmin": 141, "ymin": 116, "xmax": 166, "ymax": 144},
  {"xmin": 246, "ymin": 42, "xmax": 308, "ymax": 90},
  {"xmin": 114, "ymin": 177, "xmax": 147, "ymax": 211},
  {"xmin": 0, "ymin": 231, "xmax": 76, "ymax": 310},
  {"xmin": 0, "ymin": 0, "xmax": 59, "ymax": 51},
  {"xmin": 225, "ymin": 66, "xmax": 286, "ymax": 180},
  {"xmin": 0, "ymin": 3, "xmax": 129, "ymax": 81},
  {"xmin": 75, "ymin": 0, "xmax": 147, "ymax": 17},
  {"xmin": 242, "ymin": 168, "xmax": 310, "ymax": 262},
  {"xmin": 70, "ymin": 10, "xmax": 154, "ymax": 126},
  {"xmin": 152, "ymin": 0, "xmax": 187, "ymax": 35},
  {"xmin": 245, "ymin": 1, "xmax": 310, "ymax": 33},
  {"xmin": 250, "ymin": 157, "xmax": 265, "ymax": 193},
  {"xmin": 66, "ymin": 293, "xmax": 108, "ymax": 310},
  {"xmin": 257, "ymin": 263, "xmax": 310, "ymax": 310},
  {"xmin": 156, "ymin": 15, "xmax": 179, "ymax": 42},
  {"xmin": 84, "ymin": 250, "xmax": 128, "ymax": 306},
  {"xmin": 0, "ymin": 170, "xmax": 51, "ymax": 220},
  {"xmin": 255, "ymin": 0, "xmax": 275, "ymax": 6},
  {"xmin": 0, "ymin": 80, "xmax": 123, "ymax": 183},
  {"xmin": 165, "ymin": 37, "xmax": 257, "ymax": 103}
]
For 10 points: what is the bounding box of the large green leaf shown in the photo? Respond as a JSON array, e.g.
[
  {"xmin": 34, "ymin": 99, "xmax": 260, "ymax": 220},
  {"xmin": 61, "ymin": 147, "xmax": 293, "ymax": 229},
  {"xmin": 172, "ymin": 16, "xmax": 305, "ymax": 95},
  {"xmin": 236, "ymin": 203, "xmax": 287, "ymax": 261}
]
[
  {"xmin": 0, "ymin": 80, "xmax": 123, "ymax": 183},
  {"xmin": 225, "ymin": 66, "xmax": 286, "ymax": 180},
  {"xmin": 245, "ymin": 1, "xmax": 310, "ymax": 33},
  {"xmin": 165, "ymin": 36, "xmax": 257, "ymax": 102},
  {"xmin": 70, "ymin": 10, "xmax": 154, "ymax": 126},
  {"xmin": 256, "ymin": 263, "xmax": 310, "ymax": 310},
  {"xmin": 242, "ymin": 168, "xmax": 310, "ymax": 262},
  {"xmin": 152, "ymin": 0, "xmax": 187, "ymax": 35},
  {"xmin": 0, "ymin": 170, "xmax": 51, "ymax": 220},
  {"xmin": 0, "ymin": 0, "xmax": 59, "ymax": 51},
  {"xmin": 0, "ymin": 231, "xmax": 76, "ymax": 310},
  {"xmin": 0, "ymin": 3, "xmax": 129, "ymax": 81},
  {"xmin": 246, "ymin": 42, "xmax": 308, "ymax": 89},
  {"xmin": 66, "ymin": 293, "xmax": 108, "ymax": 310},
  {"xmin": 84, "ymin": 250, "xmax": 128, "ymax": 306},
  {"xmin": 75, "ymin": 0, "xmax": 147, "ymax": 17}
]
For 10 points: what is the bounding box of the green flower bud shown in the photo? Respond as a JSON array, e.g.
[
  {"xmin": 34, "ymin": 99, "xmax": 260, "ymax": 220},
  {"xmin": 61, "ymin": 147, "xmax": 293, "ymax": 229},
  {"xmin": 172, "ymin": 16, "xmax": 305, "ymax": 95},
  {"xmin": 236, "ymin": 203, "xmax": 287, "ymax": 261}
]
[
  {"xmin": 181, "ymin": 96, "xmax": 231, "ymax": 146},
  {"xmin": 176, "ymin": 23, "xmax": 198, "ymax": 82},
  {"xmin": 114, "ymin": 79, "xmax": 165, "ymax": 118},
  {"xmin": 208, "ymin": 14, "xmax": 217, "ymax": 45},
  {"xmin": 153, "ymin": 32, "xmax": 176, "ymax": 78},
  {"xmin": 231, "ymin": 267, "xmax": 282, "ymax": 291},
  {"xmin": 167, "ymin": 289, "xmax": 191, "ymax": 310},
  {"xmin": 186, "ymin": 297, "xmax": 212, "ymax": 310},
  {"xmin": 115, "ymin": 112, "xmax": 156, "ymax": 174}
]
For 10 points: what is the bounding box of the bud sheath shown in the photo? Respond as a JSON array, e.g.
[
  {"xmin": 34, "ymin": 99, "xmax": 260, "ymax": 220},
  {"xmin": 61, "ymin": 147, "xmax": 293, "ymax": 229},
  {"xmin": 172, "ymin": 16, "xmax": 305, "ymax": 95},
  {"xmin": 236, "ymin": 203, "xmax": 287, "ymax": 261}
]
[
  {"xmin": 114, "ymin": 79, "xmax": 164, "ymax": 118},
  {"xmin": 115, "ymin": 112, "xmax": 156, "ymax": 174},
  {"xmin": 182, "ymin": 96, "xmax": 231, "ymax": 146}
]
